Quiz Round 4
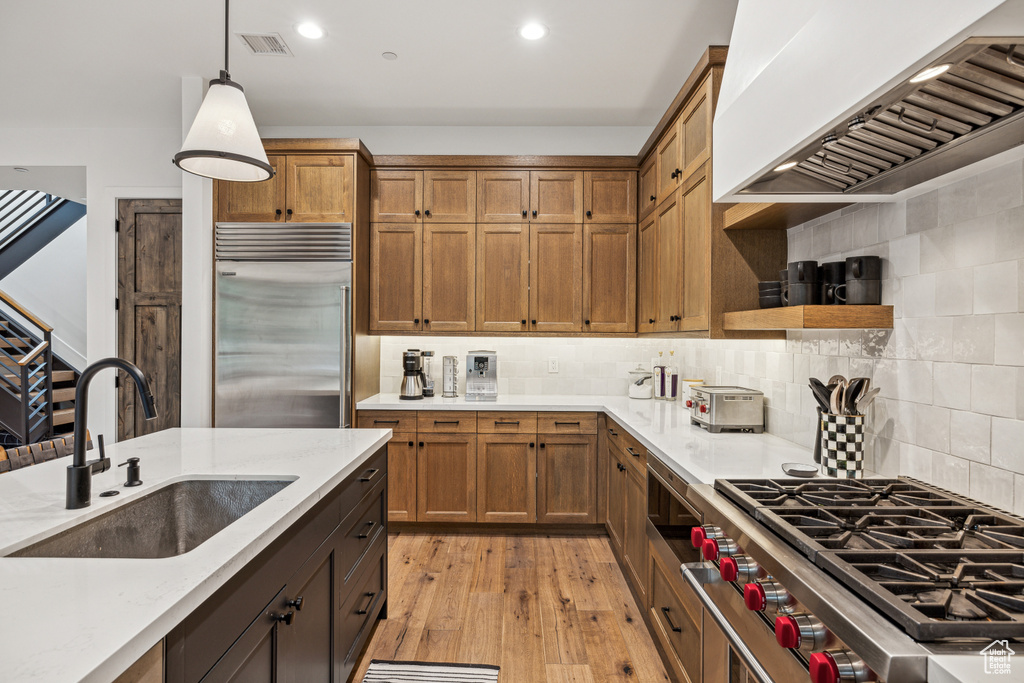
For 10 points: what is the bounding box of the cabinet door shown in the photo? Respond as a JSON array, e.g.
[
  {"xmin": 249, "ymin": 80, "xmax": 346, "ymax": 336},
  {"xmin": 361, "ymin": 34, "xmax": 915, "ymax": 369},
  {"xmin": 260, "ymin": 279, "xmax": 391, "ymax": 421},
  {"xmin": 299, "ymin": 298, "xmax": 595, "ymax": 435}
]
[
  {"xmin": 417, "ymin": 434, "xmax": 477, "ymax": 523},
  {"xmin": 423, "ymin": 170, "xmax": 476, "ymax": 222},
  {"xmin": 529, "ymin": 224, "xmax": 582, "ymax": 333},
  {"xmin": 476, "ymin": 223, "xmax": 530, "ymax": 332},
  {"xmin": 477, "ymin": 433, "xmax": 536, "ymax": 524},
  {"xmin": 387, "ymin": 434, "xmax": 417, "ymax": 522},
  {"xmin": 638, "ymin": 155, "xmax": 657, "ymax": 221},
  {"xmin": 285, "ymin": 155, "xmax": 353, "ymax": 222},
  {"xmin": 655, "ymin": 118, "xmax": 683, "ymax": 201},
  {"xmin": 370, "ymin": 224, "xmax": 422, "ymax": 332},
  {"xmin": 201, "ymin": 590, "xmax": 284, "ymax": 683},
  {"xmin": 607, "ymin": 447, "xmax": 625, "ymax": 553},
  {"xmin": 278, "ymin": 541, "xmax": 334, "ymax": 683},
  {"xmin": 637, "ymin": 214, "xmax": 658, "ymax": 333},
  {"xmin": 372, "ymin": 170, "xmax": 422, "ymax": 222},
  {"xmin": 217, "ymin": 155, "xmax": 286, "ymax": 222},
  {"xmin": 537, "ymin": 434, "xmax": 597, "ymax": 524},
  {"xmin": 681, "ymin": 77, "xmax": 712, "ymax": 180},
  {"xmin": 422, "ymin": 223, "xmax": 475, "ymax": 332},
  {"xmin": 680, "ymin": 169, "xmax": 710, "ymax": 333},
  {"xmin": 530, "ymin": 171, "xmax": 583, "ymax": 223},
  {"xmin": 583, "ymin": 224, "xmax": 635, "ymax": 333},
  {"xmin": 655, "ymin": 191, "xmax": 682, "ymax": 332},
  {"xmin": 477, "ymin": 170, "xmax": 529, "ymax": 222},
  {"xmin": 584, "ymin": 171, "xmax": 637, "ymax": 223},
  {"xmin": 623, "ymin": 466, "xmax": 649, "ymax": 605}
]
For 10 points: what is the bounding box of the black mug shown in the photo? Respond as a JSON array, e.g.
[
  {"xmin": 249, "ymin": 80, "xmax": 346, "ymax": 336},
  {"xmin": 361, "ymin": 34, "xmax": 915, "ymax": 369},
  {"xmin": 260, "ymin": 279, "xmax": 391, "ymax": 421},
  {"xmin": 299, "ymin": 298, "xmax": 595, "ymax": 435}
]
[
  {"xmin": 822, "ymin": 283, "xmax": 843, "ymax": 305},
  {"xmin": 821, "ymin": 261, "xmax": 846, "ymax": 284},
  {"xmin": 788, "ymin": 260, "xmax": 819, "ymax": 284},
  {"xmin": 846, "ymin": 256, "xmax": 881, "ymax": 280},
  {"xmin": 835, "ymin": 279, "xmax": 881, "ymax": 305},
  {"xmin": 782, "ymin": 282, "xmax": 820, "ymax": 306}
]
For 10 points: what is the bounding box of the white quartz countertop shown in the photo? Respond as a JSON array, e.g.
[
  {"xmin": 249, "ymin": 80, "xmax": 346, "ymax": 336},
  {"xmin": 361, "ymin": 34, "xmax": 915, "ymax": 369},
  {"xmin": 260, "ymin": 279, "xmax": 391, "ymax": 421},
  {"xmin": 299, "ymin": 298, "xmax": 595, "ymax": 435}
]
[
  {"xmin": 357, "ymin": 394, "xmax": 821, "ymax": 485},
  {"xmin": 0, "ymin": 427, "xmax": 390, "ymax": 683}
]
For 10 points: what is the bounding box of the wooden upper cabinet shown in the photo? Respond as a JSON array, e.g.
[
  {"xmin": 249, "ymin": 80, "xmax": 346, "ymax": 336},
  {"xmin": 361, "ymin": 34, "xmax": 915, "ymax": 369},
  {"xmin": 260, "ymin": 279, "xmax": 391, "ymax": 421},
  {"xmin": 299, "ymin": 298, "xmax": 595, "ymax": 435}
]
[
  {"xmin": 285, "ymin": 155, "xmax": 353, "ymax": 222},
  {"xmin": 637, "ymin": 215, "xmax": 658, "ymax": 333},
  {"xmin": 423, "ymin": 170, "xmax": 476, "ymax": 222},
  {"xmin": 529, "ymin": 224, "xmax": 583, "ymax": 333},
  {"xmin": 681, "ymin": 168, "xmax": 711, "ymax": 332},
  {"xmin": 477, "ymin": 434, "xmax": 536, "ymax": 524},
  {"xmin": 372, "ymin": 170, "xmax": 423, "ymax": 222},
  {"xmin": 417, "ymin": 434, "xmax": 477, "ymax": 523},
  {"xmin": 583, "ymin": 224, "xmax": 636, "ymax": 333},
  {"xmin": 530, "ymin": 171, "xmax": 583, "ymax": 223},
  {"xmin": 655, "ymin": 189, "xmax": 683, "ymax": 333},
  {"xmin": 422, "ymin": 223, "xmax": 475, "ymax": 332},
  {"xmin": 655, "ymin": 118, "xmax": 683, "ymax": 202},
  {"xmin": 537, "ymin": 434, "xmax": 597, "ymax": 524},
  {"xmin": 370, "ymin": 223, "xmax": 422, "ymax": 332},
  {"xmin": 217, "ymin": 155, "xmax": 287, "ymax": 222},
  {"xmin": 583, "ymin": 171, "xmax": 636, "ymax": 223},
  {"xmin": 476, "ymin": 224, "xmax": 530, "ymax": 332},
  {"xmin": 681, "ymin": 77, "xmax": 713, "ymax": 180},
  {"xmin": 477, "ymin": 171, "xmax": 529, "ymax": 222},
  {"xmin": 638, "ymin": 155, "xmax": 657, "ymax": 221}
]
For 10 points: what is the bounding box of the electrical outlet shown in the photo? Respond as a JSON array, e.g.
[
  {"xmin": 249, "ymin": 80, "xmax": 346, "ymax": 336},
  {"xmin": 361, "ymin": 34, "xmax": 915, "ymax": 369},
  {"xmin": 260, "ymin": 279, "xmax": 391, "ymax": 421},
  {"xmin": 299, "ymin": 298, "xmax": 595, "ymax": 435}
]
[{"xmin": 548, "ymin": 357, "xmax": 559, "ymax": 373}]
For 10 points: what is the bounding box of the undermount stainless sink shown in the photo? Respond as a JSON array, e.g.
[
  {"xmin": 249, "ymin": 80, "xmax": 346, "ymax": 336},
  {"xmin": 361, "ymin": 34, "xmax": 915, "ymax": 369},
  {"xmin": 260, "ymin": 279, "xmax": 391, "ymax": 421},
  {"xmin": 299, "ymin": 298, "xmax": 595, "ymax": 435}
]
[{"xmin": 9, "ymin": 479, "xmax": 292, "ymax": 559}]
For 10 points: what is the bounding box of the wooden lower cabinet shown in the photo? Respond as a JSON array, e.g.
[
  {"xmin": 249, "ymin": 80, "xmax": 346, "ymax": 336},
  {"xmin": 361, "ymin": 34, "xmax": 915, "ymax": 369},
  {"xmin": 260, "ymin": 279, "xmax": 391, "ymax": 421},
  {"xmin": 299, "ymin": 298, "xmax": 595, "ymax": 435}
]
[
  {"xmin": 606, "ymin": 445, "xmax": 626, "ymax": 553},
  {"xmin": 417, "ymin": 434, "xmax": 477, "ymax": 522},
  {"xmin": 477, "ymin": 433, "xmax": 536, "ymax": 523},
  {"xmin": 537, "ymin": 433, "xmax": 597, "ymax": 524},
  {"xmin": 623, "ymin": 459, "xmax": 649, "ymax": 605},
  {"xmin": 386, "ymin": 434, "xmax": 417, "ymax": 522}
]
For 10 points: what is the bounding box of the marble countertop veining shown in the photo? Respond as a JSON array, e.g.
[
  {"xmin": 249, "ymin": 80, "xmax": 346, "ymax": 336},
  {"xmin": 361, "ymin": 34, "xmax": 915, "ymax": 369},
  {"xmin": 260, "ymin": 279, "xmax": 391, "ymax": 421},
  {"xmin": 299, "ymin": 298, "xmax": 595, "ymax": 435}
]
[
  {"xmin": 357, "ymin": 394, "xmax": 820, "ymax": 485},
  {"xmin": 0, "ymin": 427, "xmax": 390, "ymax": 683}
]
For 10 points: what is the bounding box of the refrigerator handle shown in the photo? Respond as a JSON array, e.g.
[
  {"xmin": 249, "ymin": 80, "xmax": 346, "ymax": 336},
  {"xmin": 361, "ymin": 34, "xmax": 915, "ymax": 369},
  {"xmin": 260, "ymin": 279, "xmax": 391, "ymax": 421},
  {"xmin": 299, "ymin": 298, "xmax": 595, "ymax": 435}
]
[{"xmin": 340, "ymin": 285, "xmax": 352, "ymax": 428}]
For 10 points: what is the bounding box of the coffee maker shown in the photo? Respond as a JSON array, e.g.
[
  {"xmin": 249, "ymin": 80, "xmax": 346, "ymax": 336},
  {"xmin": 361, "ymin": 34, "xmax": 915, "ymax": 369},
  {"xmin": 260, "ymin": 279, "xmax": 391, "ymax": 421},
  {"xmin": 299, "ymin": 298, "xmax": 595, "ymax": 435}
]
[{"xmin": 400, "ymin": 349, "xmax": 424, "ymax": 400}]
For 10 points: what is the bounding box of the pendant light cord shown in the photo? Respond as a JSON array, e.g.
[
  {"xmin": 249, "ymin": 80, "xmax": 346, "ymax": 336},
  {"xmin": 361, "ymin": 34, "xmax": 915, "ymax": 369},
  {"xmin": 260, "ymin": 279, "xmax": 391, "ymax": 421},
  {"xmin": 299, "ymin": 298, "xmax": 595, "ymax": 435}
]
[{"xmin": 224, "ymin": 0, "xmax": 230, "ymax": 77}]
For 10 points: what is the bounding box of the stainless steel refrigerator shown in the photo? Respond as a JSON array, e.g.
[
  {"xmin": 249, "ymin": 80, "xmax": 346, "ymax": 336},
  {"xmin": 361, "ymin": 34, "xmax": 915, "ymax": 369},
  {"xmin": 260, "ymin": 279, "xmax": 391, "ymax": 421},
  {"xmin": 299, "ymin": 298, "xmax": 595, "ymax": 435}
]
[{"xmin": 214, "ymin": 223, "xmax": 353, "ymax": 428}]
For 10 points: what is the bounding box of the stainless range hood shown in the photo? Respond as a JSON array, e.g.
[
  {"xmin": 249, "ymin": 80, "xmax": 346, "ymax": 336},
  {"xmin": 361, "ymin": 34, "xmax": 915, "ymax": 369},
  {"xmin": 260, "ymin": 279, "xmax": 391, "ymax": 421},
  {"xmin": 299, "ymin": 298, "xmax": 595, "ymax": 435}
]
[{"xmin": 742, "ymin": 39, "xmax": 1024, "ymax": 195}]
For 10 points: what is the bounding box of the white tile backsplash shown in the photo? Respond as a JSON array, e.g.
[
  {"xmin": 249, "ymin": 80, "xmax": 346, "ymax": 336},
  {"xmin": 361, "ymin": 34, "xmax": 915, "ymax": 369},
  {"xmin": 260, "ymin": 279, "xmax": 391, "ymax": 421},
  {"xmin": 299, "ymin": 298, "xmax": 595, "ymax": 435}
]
[{"xmin": 374, "ymin": 157, "xmax": 1024, "ymax": 512}]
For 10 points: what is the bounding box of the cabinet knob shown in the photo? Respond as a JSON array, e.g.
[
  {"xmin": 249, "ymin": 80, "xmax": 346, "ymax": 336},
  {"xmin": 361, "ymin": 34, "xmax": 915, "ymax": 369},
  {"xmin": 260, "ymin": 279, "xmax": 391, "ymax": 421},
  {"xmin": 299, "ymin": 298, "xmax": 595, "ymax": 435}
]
[
  {"xmin": 673, "ymin": 168, "xmax": 681, "ymax": 179},
  {"xmin": 586, "ymin": 210, "xmax": 592, "ymax": 218},
  {"xmin": 617, "ymin": 463, "xmax": 626, "ymax": 472},
  {"xmin": 272, "ymin": 611, "xmax": 295, "ymax": 625},
  {"xmin": 415, "ymin": 209, "xmax": 421, "ymax": 217},
  {"xmin": 408, "ymin": 441, "xmax": 414, "ymax": 447},
  {"xmin": 285, "ymin": 596, "xmax": 303, "ymax": 611},
  {"xmin": 648, "ymin": 318, "xmax": 655, "ymax": 324},
  {"xmin": 522, "ymin": 210, "xmax": 527, "ymax": 218},
  {"xmin": 532, "ymin": 210, "xmax": 537, "ymax": 218},
  {"xmin": 424, "ymin": 318, "xmax": 430, "ymax": 324},
  {"xmin": 539, "ymin": 443, "xmax": 546, "ymax": 449},
  {"xmin": 529, "ymin": 442, "xmax": 535, "ymax": 448},
  {"xmin": 650, "ymin": 195, "xmax": 656, "ymax": 202},
  {"xmin": 531, "ymin": 319, "xmax": 537, "ymax": 325},
  {"xmin": 424, "ymin": 209, "xmax": 431, "ymax": 217},
  {"xmin": 414, "ymin": 318, "xmax": 420, "ymax": 324},
  {"xmin": 585, "ymin": 319, "xmax": 590, "ymax": 325},
  {"xmin": 275, "ymin": 209, "xmax": 282, "ymax": 216},
  {"xmin": 286, "ymin": 208, "xmax": 293, "ymax": 215},
  {"xmin": 521, "ymin": 319, "xmax": 527, "ymax": 325},
  {"xmin": 419, "ymin": 441, "xmax": 424, "ymax": 447}
]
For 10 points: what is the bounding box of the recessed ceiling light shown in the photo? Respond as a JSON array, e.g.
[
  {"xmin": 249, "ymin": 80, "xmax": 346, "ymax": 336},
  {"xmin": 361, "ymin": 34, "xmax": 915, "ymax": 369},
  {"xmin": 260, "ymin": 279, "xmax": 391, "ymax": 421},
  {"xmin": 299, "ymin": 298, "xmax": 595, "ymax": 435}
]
[
  {"xmin": 295, "ymin": 22, "xmax": 325, "ymax": 39},
  {"xmin": 518, "ymin": 23, "xmax": 548, "ymax": 40},
  {"xmin": 773, "ymin": 161, "xmax": 798, "ymax": 172},
  {"xmin": 13, "ymin": 167, "xmax": 29, "ymax": 173},
  {"xmin": 382, "ymin": 51, "xmax": 398, "ymax": 61},
  {"xmin": 909, "ymin": 63, "xmax": 951, "ymax": 83}
]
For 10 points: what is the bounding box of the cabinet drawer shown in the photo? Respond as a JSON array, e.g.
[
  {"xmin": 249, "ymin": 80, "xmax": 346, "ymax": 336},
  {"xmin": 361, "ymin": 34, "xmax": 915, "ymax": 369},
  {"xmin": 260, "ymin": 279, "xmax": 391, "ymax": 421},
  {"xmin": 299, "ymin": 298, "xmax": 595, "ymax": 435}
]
[
  {"xmin": 417, "ymin": 411, "xmax": 477, "ymax": 433},
  {"xmin": 477, "ymin": 411, "xmax": 537, "ymax": 434},
  {"xmin": 339, "ymin": 544, "xmax": 386, "ymax": 666},
  {"xmin": 338, "ymin": 486, "xmax": 386, "ymax": 583},
  {"xmin": 650, "ymin": 554, "xmax": 702, "ymax": 683},
  {"xmin": 537, "ymin": 412, "xmax": 597, "ymax": 434},
  {"xmin": 357, "ymin": 411, "xmax": 417, "ymax": 433},
  {"xmin": 340, "ymin": 448, "xmax": 387, "ymax": 507},
  {"xmin": 606, "ymin": 418, "xmax": 646, "ymax": 476}
]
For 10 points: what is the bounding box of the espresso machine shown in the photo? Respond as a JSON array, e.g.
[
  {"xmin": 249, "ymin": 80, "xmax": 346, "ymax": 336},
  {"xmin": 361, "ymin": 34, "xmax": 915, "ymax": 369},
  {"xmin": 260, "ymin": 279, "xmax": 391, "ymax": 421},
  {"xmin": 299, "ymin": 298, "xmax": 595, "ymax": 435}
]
[
  {"xmin": 400, "ymin": 349, "xmax": 423, "ymax": 400},
  {"xmin": 465, "ymin": 350, "xmax": 497, "ymax": 402}
]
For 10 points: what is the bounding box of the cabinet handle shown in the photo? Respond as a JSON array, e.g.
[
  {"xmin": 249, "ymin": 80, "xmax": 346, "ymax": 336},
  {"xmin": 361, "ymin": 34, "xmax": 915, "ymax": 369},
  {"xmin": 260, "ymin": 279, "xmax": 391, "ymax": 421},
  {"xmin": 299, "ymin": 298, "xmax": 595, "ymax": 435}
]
[
  {"xmin": 286, "ymin": 208, "xmax": 293, "ymax": 216},
  {"xmin": 617, "ymin": 463, "xmax": 626, "ymax": 472},
  {"xmin": 357, "ymin": 520, "xmax": 377, "ymax": 539},
  {"xmin": 414, "ymin": 318, "xmax": 420, "ymax": 324},
  {"xmin": 532, "ymin": 210, "xmax": 538, "ymax": 218},
  {"xmin": 285, "ymin": 596, "xmax": 303, "ymax": 611},
  {"xmin": 608, "ymin": 428, "xmax": 618, "ymax": 436},
  {"xmin": 661, "ymin": 606, "xmax": 683, "ymax": 633},
  {"xmin": 434, "ymin": 420, "xmax": 460, "ymax": 425},
  {"xmin": 408, "ymin": 440, "xmax": 414, "ymax": 447},
  {"xmin": 424, "ymin": 209, "xmax": 432, "ymax": 217},
  {"xmin": 648, "ymin": 318, "xmax": 655, "ymax": 324},
  {"xmin": 275, "ymin": 209, "xmax": 282, "ymax": 216},
  {"xmin": 415, "ymin": 209, "xmax": 421, "ymax": 217},
  {"xmin": 522, "ymin": 210, "xmax": 527, "ymax": 218},
  {"xmin": 627, "ymin": 447, "xmax": 641, "ymax": 458},
  {"xmin": 374, "ymin": 419, "xmax": 399, "ymax": 424},
  {"xmin": 494, "ymin": 420, "xmax": 520, "ymax": 425},
  {"xmin": 554, "ymin": 421, "xmax": 580, "ymax": 426},
  {"xmin": 529, "ymin": 442, "xmax": 535, "ymax": 448},
  {"xmin": 272, "ymin": 611, "xmax": 295, "ymax": 626},
  {"xmin": 359, "ymin": 468, "xmax": 380, "ymax": 483},
  {"xmin": 356, "ymin": 592, "xmax": 377, "ymax": 615},
  {"xmin": 419, "ymin": 441, "xmax": 425, "ymax": 447},
  {"xmin": 424, "ymin": 318, "xmax": 430, "ymax": 324},
  {"xmin": 650, "ymin": 195, "xmax": 656, "ymax": 202},
  {"xmin": 539, "ymin": 443, "xmax": 546, "ymax": 449}
]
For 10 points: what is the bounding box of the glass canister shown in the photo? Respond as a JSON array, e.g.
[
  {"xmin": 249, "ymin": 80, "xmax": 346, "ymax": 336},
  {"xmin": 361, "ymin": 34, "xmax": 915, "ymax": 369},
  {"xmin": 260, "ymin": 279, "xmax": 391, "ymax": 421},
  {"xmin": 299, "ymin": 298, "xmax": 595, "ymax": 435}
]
[{"xmin": 627, "ymin": 365, "xmax": 654, "ymax": 399}]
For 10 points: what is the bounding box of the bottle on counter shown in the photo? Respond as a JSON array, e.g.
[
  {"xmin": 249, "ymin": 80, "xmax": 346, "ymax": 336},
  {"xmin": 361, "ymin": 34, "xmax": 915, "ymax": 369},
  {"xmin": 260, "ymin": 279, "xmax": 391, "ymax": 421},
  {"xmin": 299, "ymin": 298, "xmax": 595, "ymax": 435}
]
[
  {"xmin": 653, "ymin": 351, "xmax": 666, "ymax": 400},
  {"xmin": 665, "ymin": 351, "xmax": 679, "ymax": 401}
]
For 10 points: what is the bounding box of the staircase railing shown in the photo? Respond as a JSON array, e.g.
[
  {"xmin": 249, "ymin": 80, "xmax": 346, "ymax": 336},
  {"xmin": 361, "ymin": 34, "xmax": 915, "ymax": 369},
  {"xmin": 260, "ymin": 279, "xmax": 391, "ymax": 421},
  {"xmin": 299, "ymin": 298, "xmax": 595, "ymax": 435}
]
[
  {"xmin": 0, "ymin": 190, "xmax": 59, "ymax": 247},
  {"xmin": 0, "ymin": 288, "xmax": 54, "ymax": 444}
]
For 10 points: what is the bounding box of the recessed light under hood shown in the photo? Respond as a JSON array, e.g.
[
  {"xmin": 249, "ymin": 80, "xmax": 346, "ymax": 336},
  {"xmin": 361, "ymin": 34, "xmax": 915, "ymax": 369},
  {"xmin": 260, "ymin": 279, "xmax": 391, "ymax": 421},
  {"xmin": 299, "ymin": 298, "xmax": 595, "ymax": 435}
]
[{"xmin": 743, "ymin": 39, "xmax": 1024, "ymax": 195}]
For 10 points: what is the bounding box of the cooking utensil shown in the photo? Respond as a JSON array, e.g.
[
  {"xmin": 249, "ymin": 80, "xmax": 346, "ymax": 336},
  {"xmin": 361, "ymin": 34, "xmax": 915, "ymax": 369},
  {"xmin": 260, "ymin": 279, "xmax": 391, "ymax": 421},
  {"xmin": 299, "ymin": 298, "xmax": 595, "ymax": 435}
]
[
  {"xmin": 856, "ymin": 387, "xmax": 880, "ymax": 413},
  {"xmin": 830, "ymin": 380, "xmax": 848, "ymax": 415},
  {"xmin": 827, "ymin": 374, "xmax": 847, "ymax": 387},
  {"xmin": 782, "ymin": 462, "xmax": 818, "ymax": 478},
  {"xmin": 808, "ymin": 378, "xmax": 833, "ymax": 413},
  {"xmin": 845, "ymin": 378, "xmax": 867, "ymax": 414}
]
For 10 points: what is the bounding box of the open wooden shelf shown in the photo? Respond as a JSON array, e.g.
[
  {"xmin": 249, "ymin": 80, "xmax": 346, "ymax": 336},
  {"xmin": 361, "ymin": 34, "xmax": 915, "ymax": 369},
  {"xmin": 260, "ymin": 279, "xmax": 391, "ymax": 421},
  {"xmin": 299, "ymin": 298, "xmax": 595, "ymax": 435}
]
[
  {"xmin": 723, "ymin": 202, "xmax": 851, "ymax": 231},
  {"xmin": 723, "ymin": 305, "xmax": 894, "ymax": 330}
]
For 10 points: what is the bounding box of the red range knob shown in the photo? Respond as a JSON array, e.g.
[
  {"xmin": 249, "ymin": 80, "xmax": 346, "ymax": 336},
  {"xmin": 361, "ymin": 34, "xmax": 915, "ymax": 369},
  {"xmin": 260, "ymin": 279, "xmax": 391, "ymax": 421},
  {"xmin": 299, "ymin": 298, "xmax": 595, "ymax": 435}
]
[
  {"xmin": 699, "ymin": 404, "xmax": 708, "ymax": 413},
  {"xmin": 809, "ymin": 652, "xmax": 841, "ymax": 683},
  {"xmin": 686, "ymin": 399, "xmax": 693, "ymax": 408},
  {"xmin": 720, "ymin": 557, "xmax": 738, "ymax": 582},
  {"xmin": 744, "ymin": 583, "xmax": 766, "ymax": 611},
  {"xmin": 702, "ymin": 538, "xmax": 719, "ymax": 561},
  {"xmin": 775, "ymin": 615, "xmax": 801, "ymax": 649},
  {"xmin": 690, "ymin": 526, "xmax": 707, "ymax": 548}
]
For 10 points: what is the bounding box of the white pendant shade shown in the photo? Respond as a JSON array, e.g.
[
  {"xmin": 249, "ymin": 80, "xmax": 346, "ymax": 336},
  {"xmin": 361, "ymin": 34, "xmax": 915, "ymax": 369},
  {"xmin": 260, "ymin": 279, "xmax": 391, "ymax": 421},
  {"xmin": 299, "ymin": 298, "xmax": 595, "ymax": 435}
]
[{"xmin": 174, "ymin": 80, "xmax": 273, "ymax": 182}]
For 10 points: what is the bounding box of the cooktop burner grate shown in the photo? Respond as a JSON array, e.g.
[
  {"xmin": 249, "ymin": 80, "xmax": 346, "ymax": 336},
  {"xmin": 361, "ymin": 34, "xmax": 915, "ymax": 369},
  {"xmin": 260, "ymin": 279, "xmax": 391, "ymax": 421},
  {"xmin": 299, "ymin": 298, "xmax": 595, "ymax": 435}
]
[{"xmin": 715, "ymin": 478, "xmax": 971, "ymax": 514}]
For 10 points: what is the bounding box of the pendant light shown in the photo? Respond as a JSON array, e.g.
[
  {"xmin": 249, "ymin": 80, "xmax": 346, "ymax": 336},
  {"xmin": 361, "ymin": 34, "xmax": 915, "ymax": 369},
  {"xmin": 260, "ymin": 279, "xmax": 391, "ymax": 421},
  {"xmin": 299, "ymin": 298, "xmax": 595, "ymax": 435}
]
[{"xmin": 173, "ymin": 0, "xmax": 273, "ymax": 182}]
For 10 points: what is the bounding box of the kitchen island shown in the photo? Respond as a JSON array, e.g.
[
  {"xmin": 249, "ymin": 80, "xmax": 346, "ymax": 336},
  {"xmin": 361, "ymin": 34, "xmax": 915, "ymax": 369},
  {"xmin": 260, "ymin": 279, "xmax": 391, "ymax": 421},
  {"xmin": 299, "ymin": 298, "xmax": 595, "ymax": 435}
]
[{"xmin": 0, "ymin": 427, "xmax": 390, "ymax": 683}]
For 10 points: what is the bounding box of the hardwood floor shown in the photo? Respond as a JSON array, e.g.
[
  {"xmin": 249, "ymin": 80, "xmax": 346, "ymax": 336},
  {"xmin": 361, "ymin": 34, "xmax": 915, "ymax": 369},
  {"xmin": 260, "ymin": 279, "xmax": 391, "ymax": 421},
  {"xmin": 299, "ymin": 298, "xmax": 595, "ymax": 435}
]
[{"xmin": 352, "ymin": 532, "xmax": 671, "ymax": 682}]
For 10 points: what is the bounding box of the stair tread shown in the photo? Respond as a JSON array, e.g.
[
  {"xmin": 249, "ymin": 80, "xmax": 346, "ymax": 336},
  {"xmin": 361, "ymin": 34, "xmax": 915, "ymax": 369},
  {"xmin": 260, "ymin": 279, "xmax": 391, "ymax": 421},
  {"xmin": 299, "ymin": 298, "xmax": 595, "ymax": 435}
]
[{"xmin": 52, "ymin": 408, "xmax": 74, "ymax": 425}]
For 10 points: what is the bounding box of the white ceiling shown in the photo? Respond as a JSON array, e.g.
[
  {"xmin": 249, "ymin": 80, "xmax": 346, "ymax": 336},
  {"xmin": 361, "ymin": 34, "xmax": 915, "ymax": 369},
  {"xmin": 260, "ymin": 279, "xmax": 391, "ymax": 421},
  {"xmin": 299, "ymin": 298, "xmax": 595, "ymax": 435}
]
[{"xmin": 1, "ymin": 1, "xmax": 737, "ymax": 130}]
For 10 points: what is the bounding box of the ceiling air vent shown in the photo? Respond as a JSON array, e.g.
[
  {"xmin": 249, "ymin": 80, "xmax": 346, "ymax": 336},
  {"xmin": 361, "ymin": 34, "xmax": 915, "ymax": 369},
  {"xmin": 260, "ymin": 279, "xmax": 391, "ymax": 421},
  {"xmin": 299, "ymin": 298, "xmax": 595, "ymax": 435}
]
[{"xmin": 236, "ymin": 32, "xmax": 293, "ymax": 57}]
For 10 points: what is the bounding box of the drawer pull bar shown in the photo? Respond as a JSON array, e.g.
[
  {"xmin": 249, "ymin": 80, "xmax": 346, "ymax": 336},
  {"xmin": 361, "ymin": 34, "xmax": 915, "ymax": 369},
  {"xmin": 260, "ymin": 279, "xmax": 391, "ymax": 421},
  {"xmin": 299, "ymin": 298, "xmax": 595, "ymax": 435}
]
[
  {"xmin": 434, "ymin": 420, "xmax": 460, "ymax": 425},
  {"xmin": 357, "ymin": 520, "xmax": 376, "ymax": 539},
  {"xmin": 494, "ymin": 420, "xmax": 520, "ymax": 425},
  {"xmin": 608, "ymin": 428, "xmax": 618, "ymax": 436},
  {"xmin": 359, "ymin": 468, "xmax": 381, "ymax": 482},
  {"xmin": 626, "ymin": 447, "xmax": 641, "ymax": 458},
  {"xmin": 373, "ymin": 419, "xmax": 400, "ymax": 424},
  {"xmin": 355, "ymin": 591, "xmax": 377, "ymax": 615},
  {"xmin": 554, "ymin": 421, "xmax": 581, "ymax": 426},
  {"xmin": 661, "ymin": 606, "xmax": 683, "ymax": 633}
]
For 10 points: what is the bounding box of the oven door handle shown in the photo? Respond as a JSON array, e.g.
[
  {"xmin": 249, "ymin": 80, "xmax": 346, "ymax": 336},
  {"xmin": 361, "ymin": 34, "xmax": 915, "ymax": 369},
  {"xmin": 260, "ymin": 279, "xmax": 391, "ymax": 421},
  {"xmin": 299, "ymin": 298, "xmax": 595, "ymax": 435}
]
[{"xmin": 681, "ymin": 562, "xmax": 775, "ymax": 683}]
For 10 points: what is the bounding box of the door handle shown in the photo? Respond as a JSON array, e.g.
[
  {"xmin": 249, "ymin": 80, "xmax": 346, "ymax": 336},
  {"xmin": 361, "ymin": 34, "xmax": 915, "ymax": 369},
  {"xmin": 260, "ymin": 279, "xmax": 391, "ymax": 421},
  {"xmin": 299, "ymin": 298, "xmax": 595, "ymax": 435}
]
[
  {"xmin": 357, "ymin": 520, "xmax": 376, "ymax": 539},
  {"xmin": 359, "ymin": 468, "xmax": 380, "ymax": 482},
  {"xmin": 532, "ymin": 210, "xmax": 537, "ymax": 218},
  {"xmin": 355, "ymin": 591, "xmax": 377, "ymax": 615},
  {"xmin": 340, "ymin": 285, "xmax": 351, "ymax": 428}
]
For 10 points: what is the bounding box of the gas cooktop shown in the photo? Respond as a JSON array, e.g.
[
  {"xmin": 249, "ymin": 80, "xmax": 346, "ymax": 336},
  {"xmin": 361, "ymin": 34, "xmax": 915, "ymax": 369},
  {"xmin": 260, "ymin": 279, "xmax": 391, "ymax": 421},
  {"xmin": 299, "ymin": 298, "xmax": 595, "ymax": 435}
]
[{"xmin": 715, "ymin": 476, "xmax": 1024, "ymax": 641}]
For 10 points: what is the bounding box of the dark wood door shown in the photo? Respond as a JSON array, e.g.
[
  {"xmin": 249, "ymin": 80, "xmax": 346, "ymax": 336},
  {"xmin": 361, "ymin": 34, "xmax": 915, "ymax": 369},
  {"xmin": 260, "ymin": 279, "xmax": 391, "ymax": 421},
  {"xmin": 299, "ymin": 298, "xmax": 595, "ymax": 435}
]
[
  {"xmin": 117, "ymin": 198, "xmax": 181, "ymax": 441},
  {"xmin": 200, "ymin": 589, "xmax": 284, "ymax": 683},
  {"xmin": 537, "ymin": 433, "xmax": 597, "ymax": 524},
  {"xmin": 278, "ymin": 534, "xmax": 335, "ymax": 683}
]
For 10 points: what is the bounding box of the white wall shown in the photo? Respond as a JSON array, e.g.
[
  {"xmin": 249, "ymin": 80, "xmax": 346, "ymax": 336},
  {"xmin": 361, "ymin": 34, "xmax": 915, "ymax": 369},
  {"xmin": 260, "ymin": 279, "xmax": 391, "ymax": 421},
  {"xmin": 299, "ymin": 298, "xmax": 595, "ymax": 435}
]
[{"xmin": 2, "ymin": 215, "xmax": 87, "ymax": 368}]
